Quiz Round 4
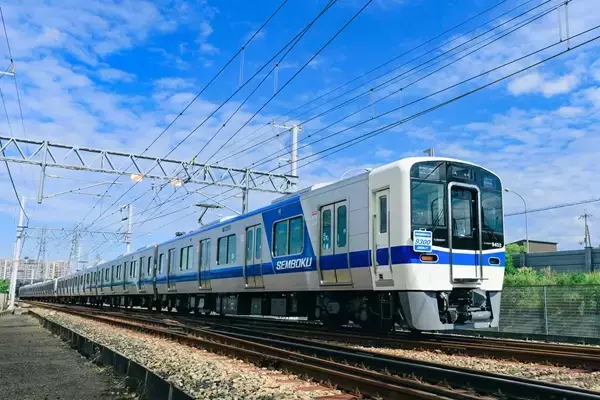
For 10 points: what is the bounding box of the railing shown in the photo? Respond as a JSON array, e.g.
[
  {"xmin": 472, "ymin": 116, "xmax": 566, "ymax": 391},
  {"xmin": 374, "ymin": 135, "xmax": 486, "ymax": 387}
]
[{"xmin": 499, "ymin": 285, "xmax": 600, "ymax": 338}]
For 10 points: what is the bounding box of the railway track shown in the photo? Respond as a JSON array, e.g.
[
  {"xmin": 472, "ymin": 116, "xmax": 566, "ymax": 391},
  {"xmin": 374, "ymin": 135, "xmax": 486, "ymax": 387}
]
[
  {"xmin": 25, "ymin": 301, "xmax": 600, "ymax": 400},
  {"xmin": 94, "ymin": 303, "xmax": 600, "ymax": 371}
]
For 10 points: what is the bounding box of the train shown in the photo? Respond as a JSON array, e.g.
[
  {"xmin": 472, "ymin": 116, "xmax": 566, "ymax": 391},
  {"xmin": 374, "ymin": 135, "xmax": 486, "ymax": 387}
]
[{"xmin": 19, "ymin": 156, "xmax": 506, "ymax": 331}]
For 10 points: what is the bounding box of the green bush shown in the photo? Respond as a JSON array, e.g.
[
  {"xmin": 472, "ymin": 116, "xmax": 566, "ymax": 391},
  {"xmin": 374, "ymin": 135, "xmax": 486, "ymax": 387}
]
[
  {"xmin": 504, "ymin": 243, "xmax": 524, "ymax": 275},
  {"xmin": 504, "ymin": 267, "xmax": 600, "ymax": 286},
  {"xmin": 0, "ymin": 280, "xmax": 8, "ymax": 293}
]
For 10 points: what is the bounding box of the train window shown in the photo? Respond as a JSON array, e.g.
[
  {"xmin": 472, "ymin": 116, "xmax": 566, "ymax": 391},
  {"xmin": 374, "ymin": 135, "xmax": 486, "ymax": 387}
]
[
  {"xmin": 246, "ymin": 229, "xmax": 254, "ymax": 262},
  {"xmin": 274, "ymin": 220, "xmax": 289, "ymax": 256},
  {"xmin": 482, "ymin": 190, "xmax": 503, "ymax": 235},
  {"xmin": 199, "ymin": 239, "xmax": 210, "ymax": 268},
  {"xmin": 255, "ymin": 227, "xmax": 262, "ymax": 258},
  {"xmin": 289, "ymin": 217, "xmax": 303, "ymax": 254},
  {"xmin": 168, "ymin": 249, "xmax": 175, "ymax": 273},
  {"xmin": 180, "ymin": 246, "xmax": 193, "ymax": 271},
  {"xmin": 228, "ymin": 235, "xmax": 237, "ymax": 263},
  {"xmin": 273, "ymin": 216, "xmax": 304, "ymax": 256},
  {"xmin": 217, "ymin": 234, "xmax": 236, "ymax": 264},
  {"xmin": 140, "ymin": 257, "xmax": 145, "ymax": 277},
  {"xmin": 147, "ymin": 256, "xmax": 153, "ymax": 276},
  {"xmin": 411, "ymin": 181, "xmax": 445, "ymax": 228},
  {"xmin": 158, "ymin": 253, "xmax": 164, "ymax": 274},
  {"xmin": 379, "ymin": 196, "xmax": 388, "ymax": 234},
  {"xmin": 116, "ymin": 265, "xmax": 120, "ymax": 280},
  {"xmin": 337, "ymin": 205, "xmax": 347, "ymax": 247},
  {"xmin": 322, "ymin": 210, "xmax": 332, "ymax": 249},
  {"xmin": 132, "ymin": 260, "xmax": 137, "ymax": 277}
]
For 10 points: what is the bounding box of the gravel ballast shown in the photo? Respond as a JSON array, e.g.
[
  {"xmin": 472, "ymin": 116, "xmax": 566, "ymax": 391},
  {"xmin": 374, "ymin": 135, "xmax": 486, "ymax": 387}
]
[
  {"xmin": 33, "ymin": 308, "xmax": 345, "ymax": 400},
  {"xmin": 341, "ymin": 342, "xmax": 600, "ymax": 391}
]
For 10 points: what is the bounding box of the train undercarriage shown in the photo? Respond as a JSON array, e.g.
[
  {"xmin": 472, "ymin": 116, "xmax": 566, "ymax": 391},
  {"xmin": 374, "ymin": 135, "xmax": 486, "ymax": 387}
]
[{"xmin": 33, "ymin": 287, "xmax": 498, "ymax": 331}]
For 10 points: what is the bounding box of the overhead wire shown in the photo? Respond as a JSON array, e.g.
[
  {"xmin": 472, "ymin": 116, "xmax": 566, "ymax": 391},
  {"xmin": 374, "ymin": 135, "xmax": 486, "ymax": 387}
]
[
  {"xmin": 140, "ymin": 3, "xmax": 597, "ymax": 236},
  {"xmin": 85, "ymin": 1, "xmax": 597, "ymax": 258},
  {"xmin": 242, "ymin": 0, "xmax": 567, "ymax": 173},
  {"xmin": 81, "ymin": 0, "xmax": 336, "ymax": 235},
  {"xmin": 214, "ymin": 0, "xmax": 536, "ymax": 164},
  {"xmin": 129, "ymin": 0, "xmax": 348, "ymax": 230},
  {"xmin": 83, "ymin": 0, "xmax": 525, "ymax": 238},
  {"xmin": 128, "ymin": 0, "xmax": 565, "ymax": 230},
  {"xmin": 72, "ymin": 0, "xmax": 290, "ymax": 233}
]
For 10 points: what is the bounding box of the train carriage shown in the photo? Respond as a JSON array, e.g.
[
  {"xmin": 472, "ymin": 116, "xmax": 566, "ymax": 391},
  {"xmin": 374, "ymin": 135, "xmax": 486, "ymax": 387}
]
[{"xmin": 20, "ymin": 157, "xmax": 505, "ymax": 331}]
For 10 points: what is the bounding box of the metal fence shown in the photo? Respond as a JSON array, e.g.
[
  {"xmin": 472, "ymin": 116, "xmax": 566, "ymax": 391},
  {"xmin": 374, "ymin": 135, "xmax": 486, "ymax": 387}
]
[
  {"xmin": 499, "ymin": 285, "xmax": 600, "ymax": 338},
  {"xmin": 512, "ymin": 248, "xmax": 600, "ymax": 273}
]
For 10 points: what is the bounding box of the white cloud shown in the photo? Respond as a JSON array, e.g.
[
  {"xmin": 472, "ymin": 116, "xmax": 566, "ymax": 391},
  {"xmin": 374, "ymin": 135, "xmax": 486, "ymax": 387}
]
[
  {"xmin": 508, "ymin": 72, "xmax": 580, "ymax": 97},
  {"xmin": 200, "ymin": 42, "xmax": 219, "ymax": 55},
  {"xmin": 98, "ymin": 67, "xmax": 135, "ymax": 83},
  {"xmin": 555, "ymin": 106, "xmax": 584, "ymax": 118}
]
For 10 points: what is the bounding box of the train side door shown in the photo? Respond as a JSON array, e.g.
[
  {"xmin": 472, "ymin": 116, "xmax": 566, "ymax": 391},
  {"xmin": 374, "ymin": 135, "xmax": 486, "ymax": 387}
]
[
  {"xmin": 110, "ymin": 266, "xmax": 115, "ymax": 291},
  {"xmin": 137, "ymin": 257, "xmax": 144, "ymax": 291},
  {"xmin": 319, "ymin": 201, "xmax": 351, "ymax": 284},
  {"xmin": 167, "ymin": 248, "xmax": 176, "ymax": 290},
  {"xmin": 198, "ymin": 239, "xmax": 211, "ymax": 290},
  {"xmin": 373, "ymin": 189, "xmax": 393, "ymax": 281},
  {"xmin": 245, "ymin": 225, "xmax": 264, "ymax": 288}
]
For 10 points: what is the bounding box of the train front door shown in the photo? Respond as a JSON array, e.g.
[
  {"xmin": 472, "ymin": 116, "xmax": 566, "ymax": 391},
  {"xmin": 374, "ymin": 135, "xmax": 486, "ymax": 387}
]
[
  {"xmin": 319, "ymin": 201, "xmax": 351, "ymax": 284},
  {"xmin": 245, "ymin": 225, "xmax": 264, "ymax": 287},
  {"xmin": 448, "ymin": 183, "xmax": 482, "ymax": 282}
]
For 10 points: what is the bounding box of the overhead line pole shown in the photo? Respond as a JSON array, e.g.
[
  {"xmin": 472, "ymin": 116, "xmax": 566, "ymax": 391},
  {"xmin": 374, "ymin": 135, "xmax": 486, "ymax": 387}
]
[{"xmin": 8, "ymin": 196, "xmax": 26, "ymax": 310}]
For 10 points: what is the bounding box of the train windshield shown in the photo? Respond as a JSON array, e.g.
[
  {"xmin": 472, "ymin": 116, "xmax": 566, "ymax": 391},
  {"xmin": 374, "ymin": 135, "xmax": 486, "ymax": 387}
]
[{"xmin": 410, "ymin": 161, "xmax": 503, "ymax": 250}]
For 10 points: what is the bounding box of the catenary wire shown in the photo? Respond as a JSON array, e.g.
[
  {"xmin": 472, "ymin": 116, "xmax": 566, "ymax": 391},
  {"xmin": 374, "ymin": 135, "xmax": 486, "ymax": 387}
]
[
  {"xmin": 214, "ymin": 0, "xmax": 538, "ymax": 165},
  {"xmin": 85, "ymin": 0, "xmax": 532, "ymax": 234},
  {"xmin": 80, "ymin": 0, "xmax": 337, "ymax": 235},
  {"xmin": 83, "ymin": 3, "xmax": 594, "ymax": 258},
  {"xmin": 133, "ymin": 0, "xmax": 565, "ymax": 225},
  {"xmin": 73, "ymin": 0, "xmax": 290, "ymax": 232}
]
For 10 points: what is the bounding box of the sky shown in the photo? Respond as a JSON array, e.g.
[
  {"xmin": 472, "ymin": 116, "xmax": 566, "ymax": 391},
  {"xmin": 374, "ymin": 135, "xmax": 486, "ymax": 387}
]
[{"xmin": 0, "ymin": 0, "xmax": 599, "ymax": 263}]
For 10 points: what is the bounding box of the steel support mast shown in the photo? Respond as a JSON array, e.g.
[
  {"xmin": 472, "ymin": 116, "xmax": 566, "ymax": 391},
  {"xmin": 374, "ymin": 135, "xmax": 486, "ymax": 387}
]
[{"xmin": 8, "ymin": 196, "xmax": 26, "ymax": 310}]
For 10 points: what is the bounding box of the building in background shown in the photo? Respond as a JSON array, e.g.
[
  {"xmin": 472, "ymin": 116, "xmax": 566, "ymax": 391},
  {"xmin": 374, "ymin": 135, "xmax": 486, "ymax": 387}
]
[
  {"xmin": 0, "ymin": 258, "xmax": 71, "ymax": 282},
  {"xmin": 508, "ymin": 239, "xmax": 558, "ymax": 253}
]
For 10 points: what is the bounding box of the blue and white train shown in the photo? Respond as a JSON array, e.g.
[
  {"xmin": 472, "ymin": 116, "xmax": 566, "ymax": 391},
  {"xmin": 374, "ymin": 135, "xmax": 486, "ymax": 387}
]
[{"xmin": 20, "ymin": 157, "xmax": 505, "ymax": 331}]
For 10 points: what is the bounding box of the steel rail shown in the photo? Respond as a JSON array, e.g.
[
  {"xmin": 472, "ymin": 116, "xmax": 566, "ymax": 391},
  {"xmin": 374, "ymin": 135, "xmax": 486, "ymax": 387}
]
[{"xmin": 26, "ymin": 302, "xmax": 600, "ymax": 400}]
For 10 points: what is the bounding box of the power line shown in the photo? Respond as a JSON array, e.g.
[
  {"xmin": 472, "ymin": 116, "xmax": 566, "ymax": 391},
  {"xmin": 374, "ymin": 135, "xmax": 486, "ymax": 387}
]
[
  {"xmin": 215, "ymin": 0, "xmax": 537, "ymax": 165},
  {"xmin": 76, "ymin": 1, "xmax": 593, "ymax": 258},
  {"xmin": 84, "ymin": 0, "xmax": 515, "ymax": 236},
  {"xmin": 80, "ymin": 0, "xmax": 333, "ymax": 235},
  {"xmin": 506, "ymin": 198, "xmax": 600, "ymax": 217},
  {"xmin": 129, "ymin": 0, "xmax": 343, "ymax": 230},
  {"xmin": 129, "ymin": 8, "xmax": 600, "ymax": 247},
  {"xmin": 247, "ymin": 1, "xmax": 569, "ymax": 174},
  {"xmin": 119, "ymin": 0, "xmax": 571, "ymax": 239},
  {"xmin": 73, "ymin": 0, "xmax": 290, "ymax": 232}
]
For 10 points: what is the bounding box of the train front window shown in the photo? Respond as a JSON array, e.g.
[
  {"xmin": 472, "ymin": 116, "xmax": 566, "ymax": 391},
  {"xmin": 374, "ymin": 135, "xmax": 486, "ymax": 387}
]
[
  {"xmin": 482, "ymin": 190, "xmax": 504, "ymax": 249},
  {"xmin": 411, "ymin": 181, "xmax": 445, "ymax": 229}
]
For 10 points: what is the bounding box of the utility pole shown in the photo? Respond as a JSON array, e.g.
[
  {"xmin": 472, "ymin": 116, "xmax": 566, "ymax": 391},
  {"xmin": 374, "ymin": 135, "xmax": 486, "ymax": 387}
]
[
  {"xmin": 2, "ymin": 259, "xmax": 7, "ymax": 280},
  {"xmin": 36, "ymin": 227, "xmax": 47, "ymax": 280},
  {"xmin": 8, "ymin": 196, "xmax": 26, "ymax": 310},
  {"xmin": 579, "ymin": 211, "xmax": 593, "ymax": 248},
  {"xmin": 123, "ymin": 204, "xmax": 133, "ymax": 253},
  {"xmin": 423, "ymin": 148, "xmax": 435, "ymax": 157},
  {"xmin": 68, "ymin": 230, "xmax": 80, "ymax": 273}
]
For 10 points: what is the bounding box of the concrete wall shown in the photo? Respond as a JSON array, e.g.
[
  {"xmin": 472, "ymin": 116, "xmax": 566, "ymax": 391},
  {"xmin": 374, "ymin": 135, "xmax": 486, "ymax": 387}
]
[
  {"xmin": 512, "ymin": 247, "xmax": 600, "ymax": 273},
  {"xmin": 0, "ymin": 293, "xmax": 6, "ymax": 310}
]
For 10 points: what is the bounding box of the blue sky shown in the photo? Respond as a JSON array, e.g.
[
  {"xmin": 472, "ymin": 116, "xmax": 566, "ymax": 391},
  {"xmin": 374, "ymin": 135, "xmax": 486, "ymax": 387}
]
[{"xmin": 0, "ymin": 0, "xmax": 599, "ymax": 262}]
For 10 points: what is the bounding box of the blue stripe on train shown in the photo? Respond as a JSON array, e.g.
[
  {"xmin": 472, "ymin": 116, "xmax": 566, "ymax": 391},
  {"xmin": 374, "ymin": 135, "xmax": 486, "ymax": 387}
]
[{"xmin": 87, "ymin": 246, "xmax": 504, "ymax": 289}]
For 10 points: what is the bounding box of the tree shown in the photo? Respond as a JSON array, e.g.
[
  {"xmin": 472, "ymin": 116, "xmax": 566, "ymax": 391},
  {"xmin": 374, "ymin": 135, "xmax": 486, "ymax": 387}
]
[
  {"xmin": 505, "ymin": 243, "xmax": 524, "ymax": 275},
  {"xmin": 0, "ymin": 280, "xmax": 8, "ymax": 293}
]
